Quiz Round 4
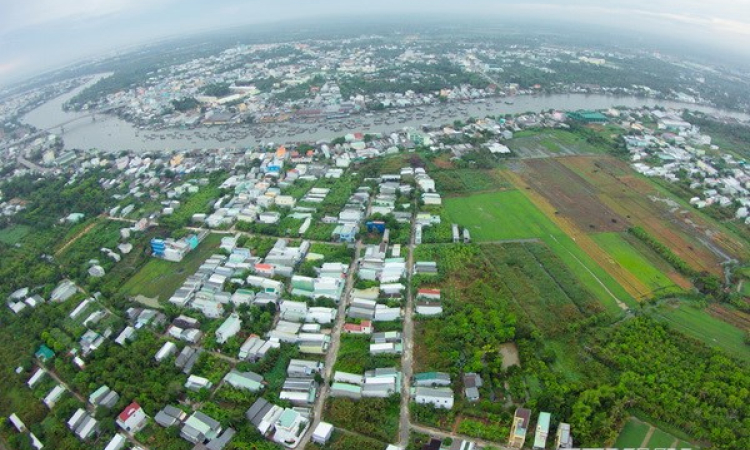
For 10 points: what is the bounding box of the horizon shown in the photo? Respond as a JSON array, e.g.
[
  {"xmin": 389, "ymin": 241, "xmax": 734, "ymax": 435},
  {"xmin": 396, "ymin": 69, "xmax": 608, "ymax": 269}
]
[{"xmin": 2, "ymin": 0, "xmax": 750, "ymax": 86}]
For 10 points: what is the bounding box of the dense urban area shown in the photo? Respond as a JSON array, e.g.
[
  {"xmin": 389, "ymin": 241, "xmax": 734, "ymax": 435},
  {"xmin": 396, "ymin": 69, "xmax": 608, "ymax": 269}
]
[{"xmin": 0, "ymin": 24, "xmax": 749, "ymax": 450}]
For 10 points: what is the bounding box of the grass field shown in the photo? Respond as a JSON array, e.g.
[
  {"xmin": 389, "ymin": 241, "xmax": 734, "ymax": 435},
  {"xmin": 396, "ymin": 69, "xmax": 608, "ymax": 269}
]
[
  {"xmin": 649, "ymin": 301, "xmax": 750, "ymax": 363},
  {"xmin": 508, "ymin": 129, "xmax": 610, "ymax": 158},
  {"xmin": 614, "ymin": 417, "xmax": 692, "ymax": 449},
  {"xmin": 432, "ymin": 169, "xmax": 511, "ymax": 196},
  {"xmin": 613, "ymin": 417, "xmax": 650, "ymax": 448},
  {"xmin": 592, "ymin": 232, "xmax": 683, "ymax": 296},
  {"xmin": 119, "ymin": 232, "xmax": 223, "ymax": 301},
  {"xmin": 444, "ymin": 190, "xmax": 635, "ymax": 313},
  {"xmin": 0, "ymin": 224, "xmax": 31, "ymax": 245}
]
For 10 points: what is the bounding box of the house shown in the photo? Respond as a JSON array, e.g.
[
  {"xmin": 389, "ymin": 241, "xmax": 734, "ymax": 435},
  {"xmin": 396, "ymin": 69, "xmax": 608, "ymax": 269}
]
[
  {"xmin": 8, "ymin": 413, "xmax": 26, "ymax": 432},
  {"xmin": 413, "ymin": 387, "xmax": 454, "ymax": 409},
  {"xmin": 312, "ymin": 422, "xmax": 334, "ymax": 445},
  {"xmin": 68, "ymin": 409, "xmax": 99, "ymax": 440},
  {"xmin": 463, "ymin": 373, "xmax": 482, "ymax": 402},
  {"xmin": 509, "ymin": 408, "xmax": 532, "ymax": 448},
  {"xmin": 245, "ymin": 398, "xmax": 283, "ymax": 436},
  {"xmin": 414, "ymin": 372, "xmax": 451, "ymax": 387},
  {"xmin": 280, "ymin": 377, "xmax": 317, "ymax": 405},
  {"xmin": 533, "ymin": 412, "xmax": 551, "ymax": 450},
  {"xmin": 185, "ymin": 375, "xmax": 213, "ymax": 392},
  {"xmin": 216, "ymin": 313, "xmax": 242, "ymax": 344},
  {"xmin": 35, "ymin": 345, "xmax": 55, "ymax": 362},
  {"xmin": 273, "ymin": 409, "xmax": 310, "ymax": 448},
  {"xmin": 343, "ymin": 320, "xmax": 373, "ymax": 335},
  {"xmin": 224, "ymin": 370, "xmax": 264, "ymax": 392},
  {"xmin": 287, "ymin": 359, "xmax": 323, "ymax": 377},
  {"xmin": 116, "ymin": 402, "xmax": 148, "ymax": 433},
  {"xmin": 155, "ymin": 341, "xmax": 178, "ymax": 363},
  {"xmin": 27, "ymin": 367, "xmax": 46, "ymax": 388},
  {"xmin": 555, "ymin": 422, "xmax": 574, "ymax": 449},
  {"xmin": 181, "ymin": 412, "xmax": 222, "ymax": 444},
  {"xmin": 103, "ymin": 433, "xmax": 127, "ymax": 450},
  {"xmin": 43, "ymin": 385, "xmax": 66, "ymax": 408},
  {"xmin": 330, "ymin": 382, "xmax": 362, "ymax": 399},
  {"xmin": 205, "ymin": 428, "xmax": 236, "ymax": 450},
  {"xmin": 155, "ymin": 405, "xmax": 187, "ymax": 428}
]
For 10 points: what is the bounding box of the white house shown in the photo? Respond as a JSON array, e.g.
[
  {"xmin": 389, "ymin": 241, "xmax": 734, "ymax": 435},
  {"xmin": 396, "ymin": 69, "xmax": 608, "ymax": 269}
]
[
  {"xmin": 414, "ymin": 387, "xmax": 454, "ymax": 409},
  {"xmin": 116, "ymin": 402, "xmax": 148, "ymax": 433},
  {"xmin": 216, "ymin": 313, "xmax": 242, "ymax": 344}
]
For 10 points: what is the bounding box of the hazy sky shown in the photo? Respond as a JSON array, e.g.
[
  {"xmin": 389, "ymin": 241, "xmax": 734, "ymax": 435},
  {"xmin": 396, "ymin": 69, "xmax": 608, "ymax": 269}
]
[{"xmin": 1, "ymin": 0, "xmax": 750, "ymax": 85}]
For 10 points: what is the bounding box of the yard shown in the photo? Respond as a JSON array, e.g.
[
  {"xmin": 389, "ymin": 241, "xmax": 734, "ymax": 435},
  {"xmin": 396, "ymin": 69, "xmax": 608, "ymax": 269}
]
[
  {"xmin": 119, "ymin": 232, "xmax": 223, "ymax": 301},
  {"xmin": 443, "ymin": 190, "xmax": 635, "ymax": 313}
]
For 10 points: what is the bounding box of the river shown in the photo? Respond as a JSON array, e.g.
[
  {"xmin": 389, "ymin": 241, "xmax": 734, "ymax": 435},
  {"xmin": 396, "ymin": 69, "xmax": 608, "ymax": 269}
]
[{"xmin": 22, "ymin": 75, "xmax": 750, "ymax": 153}]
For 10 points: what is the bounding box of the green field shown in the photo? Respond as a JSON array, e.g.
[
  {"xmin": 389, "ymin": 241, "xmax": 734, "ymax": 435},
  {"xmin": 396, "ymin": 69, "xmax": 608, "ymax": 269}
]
[
  {"xmin": 0, "ymin": 224, "xmax": 31, "ymax": 245},
  {"xmin": 592, "ymin": 232, "xmax": 681, "ymax": 294},
  {"xmin": 444, "ymin": 190, "xmax": 635, "ymax": 313},
  {"xmin": 119, "ymin": 232, "xmax": 223, "ymax": 301},
  {"xmin": 649, "ymin": 301, "xmax": 750, "ymax": 363},
  {"xmin": 614, "ymin": 417, "xmax": 691, "ymax": 449},
  {"xmin": 509, "ymin": 128, "xmax": 611, "ymax": 155},
  {"xmin": 613, "ymin": 417, "xmax": 650, "ymax": 448},
  {"xmin": 432, "ymin": 169, "xmax": 510, "ymax": 196}
]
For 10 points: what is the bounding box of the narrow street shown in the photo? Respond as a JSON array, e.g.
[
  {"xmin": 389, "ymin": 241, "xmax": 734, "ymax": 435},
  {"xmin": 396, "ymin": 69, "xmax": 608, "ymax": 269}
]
[
  {"xmin": 409, "ymin": 423, "xmax": 512, "ymax": 450},
  {"xmin": 295, "ymin": 238, "xmax": 363, "ymax": 449},
  {"xmin": 397, "ymin": 204, "xmax": 418, "ymax": 447}
]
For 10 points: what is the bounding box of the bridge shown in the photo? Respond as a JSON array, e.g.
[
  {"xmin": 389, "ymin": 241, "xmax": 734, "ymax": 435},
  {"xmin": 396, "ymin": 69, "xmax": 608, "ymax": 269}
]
[{"xmin": 0, "ymin": 105, "xmax": 122, "ymax": 152}]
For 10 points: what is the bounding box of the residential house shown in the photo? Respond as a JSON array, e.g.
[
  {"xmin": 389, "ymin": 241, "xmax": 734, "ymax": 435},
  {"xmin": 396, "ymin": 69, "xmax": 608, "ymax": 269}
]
[
  {"xmin": 155, "ymin": 405, "xmax": 187, "ymax": 428},
  {"xmin": 414, "ymin": 372, "xmax": 451, "ymax": 387},
  {"xmin": 508, "ymin": 408, "xmax": 532, "ymax": 448},
  {"xmin": 116, "ymin": 402, "xmax": 148, "ymax": 433},
  {"xmin": 272, "ymin": 409, "xmax": 310, "ymax": 448},
  {"xmin": 555, "ymin": 423, "xmax": 574, "ymax": 449},
  {"xmin": 463, "ymin": 373, "xmax": 482, "ymax": 402},
  {"xmin": 215, "ymin": 313, "xmax": 242, "ymax": 344},
  {"xmin": 181, "ymin": 412, "xmax": 222, "ymax": 444},
  {"xmin": 533, "ymin": 412, "xmax": 551, "ymax": 450},
  {"xmin": 413, "ymin": 387, "xmax": 454, "ymax": 409},
  {"xmin": 224, "ymin": 370, "xmax": 264, "ymax": 392}
]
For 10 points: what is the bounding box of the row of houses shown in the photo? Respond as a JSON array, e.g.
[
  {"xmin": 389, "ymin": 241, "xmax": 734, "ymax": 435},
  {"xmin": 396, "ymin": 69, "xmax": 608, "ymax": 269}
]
[{"xmin": 509, "ymin": 408, "xmax": 573, "ymax": 449}]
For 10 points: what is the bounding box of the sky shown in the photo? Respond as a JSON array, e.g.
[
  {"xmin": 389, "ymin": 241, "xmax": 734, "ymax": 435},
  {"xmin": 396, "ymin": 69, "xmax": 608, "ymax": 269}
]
[{"xmin": 1, "ymin": 0, "xmax": 750, "ymax": 86}]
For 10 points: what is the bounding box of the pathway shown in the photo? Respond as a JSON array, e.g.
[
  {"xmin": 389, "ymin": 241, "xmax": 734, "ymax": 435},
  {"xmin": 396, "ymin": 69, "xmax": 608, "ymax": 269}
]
[{"xmin": 397, "ymin": 203, "xmax": 417, "ymax": 447}]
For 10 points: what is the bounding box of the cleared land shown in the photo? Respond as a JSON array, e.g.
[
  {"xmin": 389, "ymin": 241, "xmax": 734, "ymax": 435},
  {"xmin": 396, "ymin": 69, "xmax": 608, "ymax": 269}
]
[
  {"xmin": 518, "ymin": 158, "xmax": 628, "ymax": 232},
  {"xmin": 432, "ymin": 169, "xmax": 511, "ymax": 196},
  {"xmin": 444, "ymin": 189, "xmax": 635, "ymax": 312},
  {"xmin": 592, "ymin": 232, "xmax": 684, "ymax": 296},
  {"xmin": 507, "ymin": 129, "xmax": 610, "ymax": 158},
  {"xmin": 561, "ymin": 156, "xmax": 749, "ymax": 274},
  {"xmin": 119, "ymin": 232, "xmax": 223, "ymax": 301},
  {"xmin": 649, "ymin": 301, "xmax": 750, "ymax": 363}
]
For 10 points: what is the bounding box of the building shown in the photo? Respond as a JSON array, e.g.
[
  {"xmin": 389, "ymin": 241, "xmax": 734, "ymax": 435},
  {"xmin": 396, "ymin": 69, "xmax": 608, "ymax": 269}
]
[
  {"xmin": 43, "ymin": 385, "xmax": 66, "ymax": 408},
  {"xmin": 224, "ymin": 370, "xmax": 264, "ymax": 392},
  {"xmin": 181, "ymin": 412, "xmax": 222, "ymax": 444},
  {"xmin": 509, "ymin": 408, "xmax": 532, "ymax": 448},
  {"xmin": 116, "ymin": 402, "xmax": 148, "ymax": 433},
  {"xmin": 273, "ymin": 409, "xmax": 310, "ymax": 448},
  {"xmin": 555, "ymin": 422, "xmax": 573, "ymax": 449},
  {"xmin": 103, "ymin": 433, "xmax": 127, "ymax": 450},
  {"xmin": 414, "ymin": 387, "xmax": 454, "ymax": 409},
  {"xmin": 155, "ymin": 405, "xmax": 187, "ymax": 428},
  {"xmin": 463, "ymin": 373, "xmax": 482, "ymax": 402},
  {"xmin": 216, "ymin": 313, "xmax": 242, "ymax": 344},
  {"xmin": 312, "ymin": 422, "xmax": 334, "ymax": 445},
  {"xmin": 533, "ymin": 412, "xmax": 551, "ymax": 449},
  {"xmin": 414, "ymin": 372, "xmax": 451, "ymax": 387},
  {"xmin": 567, "ymin": 110, "xmax": 608, "ymax": 124}
]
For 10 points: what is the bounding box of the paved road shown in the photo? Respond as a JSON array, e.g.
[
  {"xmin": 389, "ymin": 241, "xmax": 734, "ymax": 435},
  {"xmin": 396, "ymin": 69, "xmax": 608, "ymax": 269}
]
[
  {"xmin": 295, "ymin": 238, "xmax": 363, "ymax": 449},
  {"xmin": 397, "ymin": 205, "xmax": 418, "ymax": 447}
]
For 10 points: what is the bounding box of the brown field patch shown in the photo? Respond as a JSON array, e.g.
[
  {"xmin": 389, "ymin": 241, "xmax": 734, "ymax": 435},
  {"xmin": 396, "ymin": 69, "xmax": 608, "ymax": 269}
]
[
  {"xmin": 503, "ymin": 170, "xmax": 653, "ymax": 299},
  {"xmin": 707, "ymin": 304, "xmax": 750, "ymax": 332},
  {"xmin": 560, "ymin": 156, "xmax": 746, "ymax": 275},
  {"xmin": 519, "ymin": 158, "xmax": 628, "ymax": 232}
]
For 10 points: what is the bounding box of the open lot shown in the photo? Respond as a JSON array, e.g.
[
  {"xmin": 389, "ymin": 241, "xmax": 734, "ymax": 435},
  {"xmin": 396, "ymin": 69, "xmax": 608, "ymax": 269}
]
[
  {"xmin": 648, "ymin": 301, "xmax": 750, "ymax": 363},
  {"xmin": 592, "ymin": 232, "xmax": 685, "ymax": 296},
  {"xmin": 432, "ymin": 168, "xmax": 511, "ymax": 196},
  {"xmin": 444, "ymin": 189, "xmax": 635, "ymax": 312},
  {"xmin": 561, "ymin": 156, "xmax": 749, "ymax": 274},
  {"xmin": 119, "ymin": 232, "xmax": 223, "ymax": 301},
  {"xmin": 508, "ymin": 129, "xmax": 610, "ymax": 158}
]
